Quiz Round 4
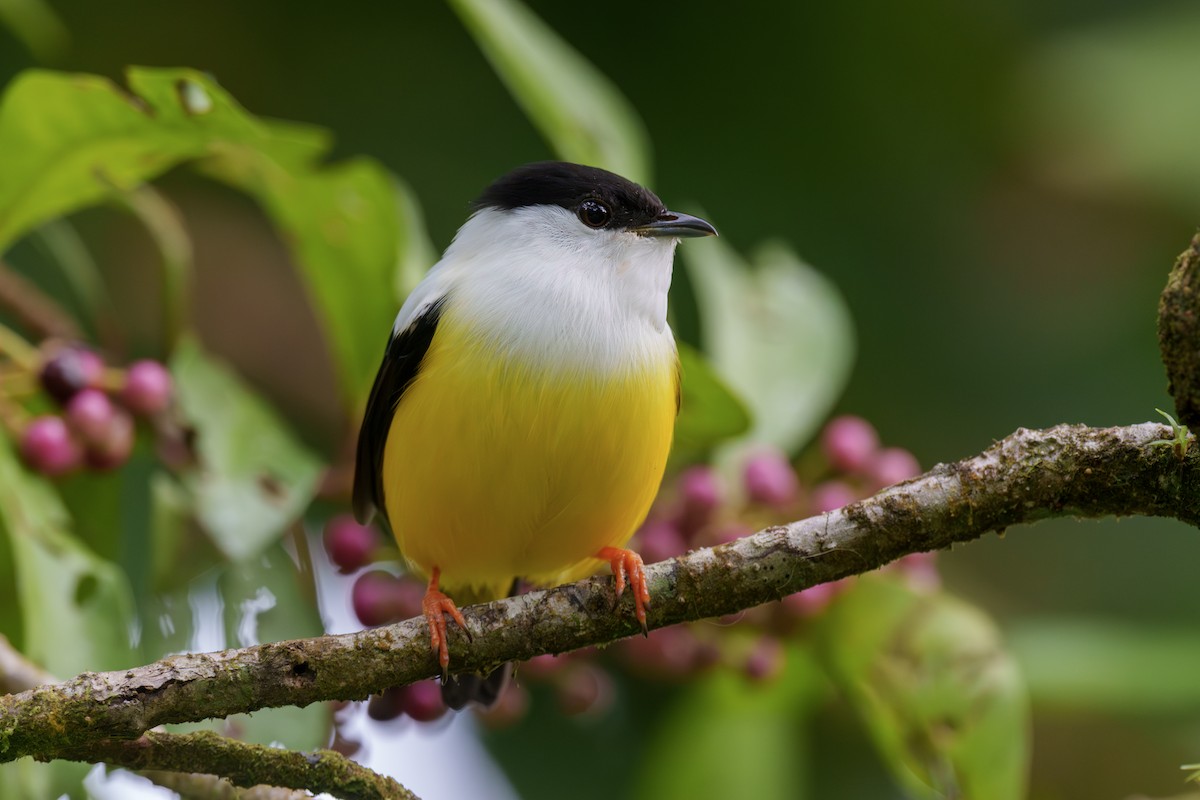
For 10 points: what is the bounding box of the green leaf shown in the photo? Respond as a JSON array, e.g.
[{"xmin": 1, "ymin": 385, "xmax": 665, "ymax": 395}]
[
  {"xmin": 0, "ymin": 0, "xmax": 69, "ymax": 61},
  {"xmin": 815, "ymin": 577, "xmax": 1029, "ymax": 800},
  {"xmin": 672, "ymin": 341, "xmax": 752, "ymax": 464},
  {"xmin": 1010, "ymin": 619, "xmax": 1200, "ymax": 714},
  {"xmin": 635, "ymin": 644, "xmax": 823, "ymax": 800},
  {"xmin": 0, "ymin": 67, "xmax": 400, "ymax": 405},
  {"xmin": 447, "ymin": 0, "xmax": 651, "ymax": 182},
  {"xmin": 0, "ymin": 433, "xmax": 137, "ymax": 678},
  {"xmin": 684, "ymin": 238, "xmax": 855, "ymax": 457},
  {"xmin": 172, "ymin": 338, "xmax": 322, "ymax": 562},
  {"xmin": 198, "ymin": 147, "xmax": 400, "ymax": 408}
]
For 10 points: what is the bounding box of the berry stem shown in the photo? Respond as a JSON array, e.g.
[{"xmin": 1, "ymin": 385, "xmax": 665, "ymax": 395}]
[
  {"xmin": 0, "ymin": 393, "xmax": 29, "ymax": 438},
  {"xmin": 0, "ymin": 259, "xmax": 83, "ymax": 341},
  {"xmin": 0, "ymin": 321, "xmax": 38, "ymax": 371},
  {"xmin": 0, "ymin": 367, "xmax": 36, "ymax": 398}
]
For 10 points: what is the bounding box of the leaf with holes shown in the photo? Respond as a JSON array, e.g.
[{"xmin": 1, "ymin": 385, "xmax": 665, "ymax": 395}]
[
  {"xmin": 171, "ymin": 338, "xmax": 322, "ymax": 562},
  {"xmin": 0, "ymin": 66, "xmax": 403, "ymax": 406}
]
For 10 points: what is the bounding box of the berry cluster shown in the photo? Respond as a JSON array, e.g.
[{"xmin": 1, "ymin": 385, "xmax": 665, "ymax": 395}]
[
  {"xmin": 11, "ymin": 344, "xmax": 173, "ymax": 476},
  {"xmin": 322, "ymin": 415, "xmax": 933, "ymax": 728}
]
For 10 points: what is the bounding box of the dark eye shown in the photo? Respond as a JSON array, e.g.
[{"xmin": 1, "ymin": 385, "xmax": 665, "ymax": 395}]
[{"xmin": 577, "ymin": 199, "xmax": 611, "ymax": 229}]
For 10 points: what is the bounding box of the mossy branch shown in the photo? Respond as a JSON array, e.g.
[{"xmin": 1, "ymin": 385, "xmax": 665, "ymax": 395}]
[
  {"xmin": 1, "ymin": 421, "xmax": 1195, "ymax": 770},
  {"xmin": 51, "ymin": 731, "xmax": 415, "ymax": 800}
]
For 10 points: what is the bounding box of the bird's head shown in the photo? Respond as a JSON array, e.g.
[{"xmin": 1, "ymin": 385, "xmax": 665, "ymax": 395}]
[{"xmin": 439, "ymin": 162, "xmax": 716, "ymax": 335}]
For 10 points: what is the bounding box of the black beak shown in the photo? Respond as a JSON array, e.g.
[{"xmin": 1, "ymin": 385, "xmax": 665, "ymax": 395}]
[{"xmin": 635, "ymin": 210, "xmax": 718, "ymax": 238}]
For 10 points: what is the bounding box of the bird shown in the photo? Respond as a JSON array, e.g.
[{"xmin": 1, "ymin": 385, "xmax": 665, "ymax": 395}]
[{"xmin": 352, "ymin": 161, "xmax": 716, "ymax": 707}]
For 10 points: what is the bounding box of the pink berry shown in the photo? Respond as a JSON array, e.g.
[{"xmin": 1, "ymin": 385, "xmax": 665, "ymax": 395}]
[
  {"xmin": 40, "ymin": 347, "xmax": 102, "ymax": 403},
  {"xmin": 868, "ymin": 447, "xmax": 922, "ymax": 490},
  {"xmin": 65, "ymin": 388, "xmax": 117, "ymax": 445},
  {"xmin": 637, "ymin": 519, "xmax": 687, "ymax": 563},
  {"xmin": 20, "ymin": 415, "xmax": 82, "ymax": 476},
  {"xmin": 352, "ymin": 570, "xmax": 408, "ymax": 627},
  {"xmin": 84, "ymin": 409, "xmax": 134, "ymax": 470},
  {"xmin": 809, "ymin": 480, "xmax": 858, "ymax": 513},
  {"xmin": 76, "ymin": 349, "xmax": 105, "ymax": 385},
  {"xmin": 323, "ymin": 514, "xmax": 380, "ymax": 572},
  {"xmin": 820, "ymin": 415, "xmax": 880, "ymax": 474},
  {"xmin": 366, "ymin": 685, "xmax": 407, "ymax": 721},
  {"xmin": 121, "ymin": 360, "xmax": 173, "ymax": 415},
  {"xmin": 403, "ymin": 680, "xmax": 447, "ymax": 723},
  {"xmin": 743, "ymin": 448, "xmax": 800, "ymax": 508}
]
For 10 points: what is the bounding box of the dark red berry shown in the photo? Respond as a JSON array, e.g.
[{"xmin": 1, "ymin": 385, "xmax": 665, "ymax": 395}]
[
  {"xmin": 20, "ymin": 415, "xmax": 82, "ymax": 476},
  {"xmin": 367, "ymin": 685, "xmax": 408, "ymax": 721},
  {"xmin": 351, "ymin": 571, "xmax": 423, "ymax": 626},
  {"xmin": 323, "ymin": 514, "xmax": 380, "ymax": 572},
  {"xmin": 40, "ymin": 348, "xmax": 100, "ymax": 403},
  {"xmin": 403, "ymin": 680, "xmax": 447, "ymax": 723},
  {"xmin": 121, "ymin": 360, "xmax": 173, "ymax": 415}
]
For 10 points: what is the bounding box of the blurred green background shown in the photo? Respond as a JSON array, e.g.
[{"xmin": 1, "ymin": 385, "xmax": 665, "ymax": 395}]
[{"xmin": 3, "ymin": 1, "xmax": 1200, "ymax": 798}]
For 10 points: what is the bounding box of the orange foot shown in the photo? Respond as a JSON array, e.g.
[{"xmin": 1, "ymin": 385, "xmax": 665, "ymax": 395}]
[
  {"xmin": 422, "ymin": 567, "xmax": 469, "ymax": 673},
  {"xmin": 596, "ymin": 546, "xmax": 650, "ymax": 633}
]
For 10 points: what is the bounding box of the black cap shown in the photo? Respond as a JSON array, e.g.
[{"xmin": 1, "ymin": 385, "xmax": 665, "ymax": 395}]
[{"xmin": 475, "ymin": 161, "xmax": 668, "ymax": 232}]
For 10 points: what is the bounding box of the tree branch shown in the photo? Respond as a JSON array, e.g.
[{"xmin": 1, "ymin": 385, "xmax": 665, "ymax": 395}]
[
  {"xmin": 0, "ymin": 634, "xmax": 55, "ymax": 695},
  {"xmin": 1, "ymin": 421, "xmax": 1194, "ymax": 767},
  {"xmin": 51, "ymin": 731, "xmax": 415, "ymax": 800}
]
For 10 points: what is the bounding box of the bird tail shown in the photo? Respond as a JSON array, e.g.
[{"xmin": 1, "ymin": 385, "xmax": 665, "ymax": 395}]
[
  {"xmin": 440, "ymin": 577, "xmax": 518, "ymax": 710},
  {"xmin": 441, "ymin": 662, "xmax": 512, "ymax": 710}
]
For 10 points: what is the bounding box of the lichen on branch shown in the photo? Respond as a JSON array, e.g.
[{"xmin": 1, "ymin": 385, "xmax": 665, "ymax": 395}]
[{"xmin": 0, "ymin": 422, "xmax": 1194, "ymax": 773}]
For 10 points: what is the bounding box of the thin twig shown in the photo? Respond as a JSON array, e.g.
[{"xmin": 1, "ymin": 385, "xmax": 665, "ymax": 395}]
[
  {"xmin": 0, "ymin": 259, "xmax": 82, "ymax": 341},
  {"xmin": 0, "ymin": 634, "xmax": 55, "ymax": 694}
]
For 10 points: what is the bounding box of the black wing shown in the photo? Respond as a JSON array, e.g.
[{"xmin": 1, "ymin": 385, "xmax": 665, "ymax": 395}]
[{"xmin": 352, "ymin": 298, "xmax": 447, "ymax": 525}]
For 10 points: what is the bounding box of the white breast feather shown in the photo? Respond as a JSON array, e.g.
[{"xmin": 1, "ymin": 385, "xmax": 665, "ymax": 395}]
[{"xmin": 394, "ymin": 206, "xmax": 679, "ymax": 376}]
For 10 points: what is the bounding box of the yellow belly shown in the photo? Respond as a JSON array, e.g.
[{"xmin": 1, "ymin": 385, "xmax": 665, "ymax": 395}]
[{"xmin": 381, "ymin": 311, "xmax": 677, "ymax": 602}]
